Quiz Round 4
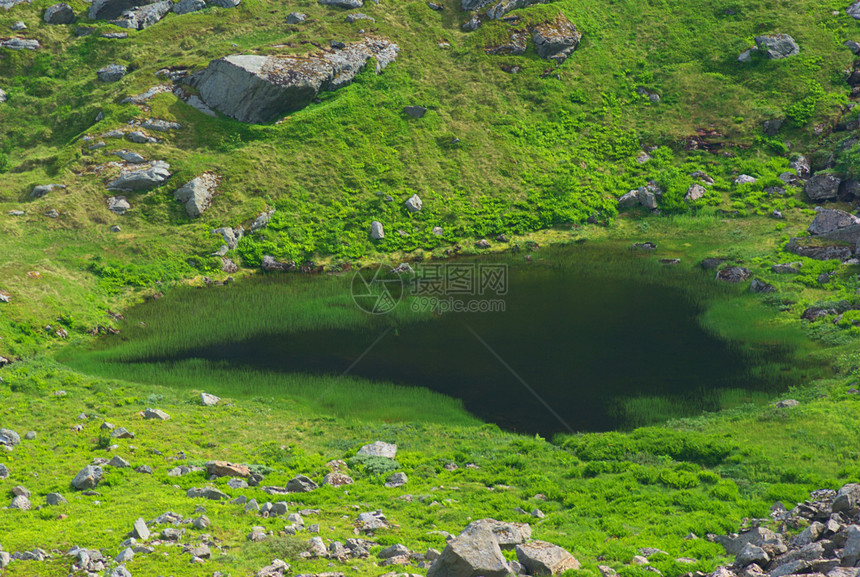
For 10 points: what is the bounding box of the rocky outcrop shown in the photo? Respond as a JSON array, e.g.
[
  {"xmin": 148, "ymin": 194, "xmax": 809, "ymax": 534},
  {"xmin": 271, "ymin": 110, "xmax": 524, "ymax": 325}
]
[
  {"xmin": 754, "ymin": 34, "xmax": 799, "ymax": 59},
  {"xmin": 174, "ymin": 173, "xmax": 218, "ymax": 217},
  {"xmin": 463, "ymin": 0, "xmax": 551, "ymax": 20},
  {"xmin": 785, "ymin": 238, "xmax": 855, "ymax": 261},
  {"xmin": 532, "ymin": 13, "xmax": 580, "ymax": 63},
  {"xmin": 716, "ymin": 267, "xmax": 752, "ymax": 283},
  {"xmin": 107, "ymin": 161, "xmax": 171, "ymax": 191},
  {"xmin": 110, "ymin": 1, "xmax": 171, "ymax": 29},
  {"xmin": 1, "ymin": 38, "xmax": 41, "ymax": 50},
  {"xmin": 427, "ymin": 525, "xmax": 511, "ymax": 577},
  {"xmin": 485, "ymin": 31, "xmax": 528, "ymax": 55},
  {"xmin": 186, "ymin": 38, "xmax": 399, "ymax": 123},
  {"xmin": 173, "ymin": 0, "xmax": 205, "ymax": 14},
  {"xmin": 808, "ymin": 209, "xmax": 860, "ymax": 236},
  {"xmin": 97, "ymin": 64, "xmax": 127, "ymax": 82}
]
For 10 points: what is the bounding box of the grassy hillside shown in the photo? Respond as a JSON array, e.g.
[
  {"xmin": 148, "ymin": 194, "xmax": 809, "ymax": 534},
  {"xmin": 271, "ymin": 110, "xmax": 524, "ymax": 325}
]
[{"xmin": 1, "ymin": 0, "xmax": 858, "ymax": 344}]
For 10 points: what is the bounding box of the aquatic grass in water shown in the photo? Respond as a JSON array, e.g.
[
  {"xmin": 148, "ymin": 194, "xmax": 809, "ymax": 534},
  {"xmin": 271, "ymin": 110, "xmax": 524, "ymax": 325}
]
[{"xmin": 63, "ymin": 245, "xmax": 824, "ymax": 434}]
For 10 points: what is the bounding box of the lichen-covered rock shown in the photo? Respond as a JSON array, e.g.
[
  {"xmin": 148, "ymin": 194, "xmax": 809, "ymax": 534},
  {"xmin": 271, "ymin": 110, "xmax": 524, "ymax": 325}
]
[
  {"xmin": 186, "ymin": 38, "xmax": 399, "ymax": 123},
  {"xmin": 174, "ymin": 173, "xmax": 218, "ymax": 217},
  {"xmin": 72, "ymin": 465, "xmax": 104, "ymax": 490},
  {"xmin": 716, "ymin": 267, "xmax": 752, "ymax": 283},
  {"xmin": 808, "ymin": 208, "xmax": 860, "ymax": 236},
  {"xmin": 753, "ymin": 34, "xmax": 798, "ymax": 59},
  {"xmin": 532, "ymin": 13, "xmax": 580, "ymax": 63},
  {"xmin": 1, "ymin": 38, "xmax": 41, "ymax": 50},
  {"xmin": 107, "ymin": 196, "xmax": 131, "ymax": 215},
  {"xmin": 485, "ymin": 30, "xmax": 528, "ymax": 55},
  {"xmin": 44, "ymin": 3, "xmax": 76, "ymax": 24}
]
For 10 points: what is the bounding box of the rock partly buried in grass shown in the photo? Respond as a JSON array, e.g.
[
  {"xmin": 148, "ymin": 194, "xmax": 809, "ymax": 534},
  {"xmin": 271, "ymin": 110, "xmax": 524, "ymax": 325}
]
[
  {"xmin": 143, "ymin": 407, "xmax": 170, "ymax": 420},
  {"xmin": 261, "ymin": 255, "xmax": 297, "ymax": 272},
  {"xmin": 107, "ymin": 196, "xmax": 131, "ymax": 215},
  {"xmin": 0, "ymin": 428, "xmax": 20, "ymax": 448},
  {"xmin": 1, "ymin": 38, "xmax": 41, "ymax": 50},
  {"xmin": 44, "ymin": 3, "xmax": 76, "ymax": 24},
  {"xmin": 385, "ymin": 472, "xmax": 408, "ymax": 488},
  {"xmin": 97, "ymin": 64, "xmax": 127, "ymax": 82},
  {"xmin": 200, "ymin": 392, "xmax": 220, "ymax": 406},
  {"xmin": 319, "ymin": 0, "xmax": 363, "ymax": 7},
  {"xmin": 10, "ymin": 495, "xmax": 31, "ymax": 510},
  {"xmin": 785, "ymin": 238, "xmax": 855, "ymax": 262},
  {"xmin": 45, "ymin": 492, "xmax": 68, "ymax": 505},
  {"xmin": 370, "ymin": 220, "xmax": 385, "ymax": 239},
  {"xmin": 286, "ymin": 11, "xmax": 306, "ymax": 23},
  {"xmin": 754, "ymin": 34, "xmax": 799, "ymax": 59},
  {"xmin": 805, "ymin": 173, "xmax": 841, "ymax": 201},
  {"xmin": 685, "ymin": 183, "xmax": 707, "ymax": 202},
  {"xmin": 357, "ymin": 441, "xmax": 397, "ymax": 459},
  {"xmin": 174, "ymin": 173, "xmax": 218, "ymax": 217},
  {"xmin": 715, "ymin": 267, "xmax": 752, "ymax": 283},
  {"xmin": 111, "ymin": 426, "xmax": 135, "ymax": 438},
  {"xmin": 89, "ymin": 0, "xmax": 146, "ymax": 19},
  {"xmin": 108, "ymin": 161, "xmax": 171, "ymax": 191},
  {"xmin": 31, "ymin": 183, "xmax": 66, "ymax": 198},
  {"xmin": 485, "ymin": 30, "xmax": 528, "ymax": 55},
  {"xmin": 462, "ymin": 519, "xmax": 532, "ymax": 548},
  {"xmin": 532, "ymin": 13, "xmax": 581, "ymax": 63},
  {"xmin": 516, "ymin": 541, "xmax": 579, "ymax": 575},
  {"xmin": 287, "ymin": 474, "xmax": 319, "ymax": 492},
  {"xmin": 206, "ymin": 460, "xmax": 250, "ymax": 478},
  {"xmin": 0, "ymin": 464, "xmax": 9, "ymax": 478},
  {"xmin": 132, "ymin": 517, "xmax": 150, "ymax": 540},
  {"xmin": 775, "ymin": 399, "xmax": 799, "ymax": 408},
  {"xmin": 357, "ymin": 510, "xmax": 389, "ymax": 531},
  {"xmin": 72, "ymin": 465, "xmax": 104, "ymax": 490},
  {"xmin": 322, "ymin": 471, "xmax": 354, "ymax": 487},
  {"xmin": 750, "ymin": 279, "xmax": 775, "ymax": 294},
  {"xmin": 428, "ymin": 524, "xmax": 511, "ymax": 577},
  {"xmin": 187, "ymin": 486, "xmax": 229, "ymax": 500},
  {"xmin": 185, "ymin": 37, "xmax": 399, "ymax": 123}
]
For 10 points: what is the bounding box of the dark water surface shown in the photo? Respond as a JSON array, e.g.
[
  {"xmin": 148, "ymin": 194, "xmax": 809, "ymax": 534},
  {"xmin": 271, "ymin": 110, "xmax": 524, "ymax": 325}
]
[{"xmin": 146, "ymin": 256, "xmax": 806, "ymax": 436}]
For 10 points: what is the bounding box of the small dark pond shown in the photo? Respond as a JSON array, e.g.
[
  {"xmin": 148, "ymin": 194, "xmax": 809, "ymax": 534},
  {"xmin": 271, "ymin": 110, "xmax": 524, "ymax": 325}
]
[{"xmin": 137, "ymin": 250, "xmax": 812, "ymax": 436}]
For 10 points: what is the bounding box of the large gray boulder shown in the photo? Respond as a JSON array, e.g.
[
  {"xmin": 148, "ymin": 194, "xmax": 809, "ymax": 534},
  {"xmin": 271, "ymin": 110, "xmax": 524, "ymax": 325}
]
[
  {"xmin": 754, "ymin": 34, "xmax": 799, "ymax": 59},
  {"xmin": 186, "ymin": 38, "xmax": 399, "ymax": 123},
  {"xmin": 107, "ymin": 161, "xmax": 171, "ymax": 191},
  {"xmin": 516, "ymin": 541, "xmax": 579, "ymax": 575},
  {"xmin": 428, "ymin": 525, "xmax": 511, "ymax": 577},
  {"xmin": 849, "ymin": 1, "xmax": 860, "ymax": 19},
  {"xmin": 805, "ymin": 173, "xmax": 841, "ymax": 201},
  {"xmin": 44, "ymin": 3, "xmax": 76, "ymax": 24},
  {"xmin": 110, "ymin": 1, "xmax": 171, "ymax": 29},
  {"xmin": 460, "ymin": 519, "xmax": 531, "ymax": 548},
  {"xmin": 834, "ymin": 483, "xmax": 860, "ymax": 513},
  {"xmin": 72, "ymin": 465, "xmax": 104, "ymax": 490},
  {"xmin": 808, "ymin": 209, "xmax": 860, "ymax": 236},
  {"xmin": 89, "ymin": 0, "xmax": 146, "ymax": 20},
  {"xmin": 174, "ymin": 173, "xmax": 218, "ymax": 217},
  {"xmin": 532, "ymin": 14, "xmax": 581, "ymax": 63}
]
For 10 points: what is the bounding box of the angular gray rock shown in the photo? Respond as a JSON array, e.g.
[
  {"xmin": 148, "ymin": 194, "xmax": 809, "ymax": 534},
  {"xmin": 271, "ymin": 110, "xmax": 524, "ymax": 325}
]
[
  {"xmin": 113, "ymin": 150, "xmax": 145, "ymax": 163},
  {"xmin": 427, "ymin": 525, "xmax": 511, "ymax": 577},
  {"xmin": 754, "ymin": 34, "xmax": 799, "ymax": 59},
  {"xmin": 174, "ymin": 173, "xmax": 218, "ymax": 217},
  {"xmin": 833, "ymin": 483, "xmax": 860, "ymax": 513},
  {"xmin": 322, "ymin": 471, "xmax": 354, "ymax": 487},
  {"xmin": 686, "ymin": 183, "xmax": 706, "ymax": 202},
  {"xmin": 618, "ymin": 190, "xmax": 640, "ymax": 208},
  {"xmin": 107, "ymin": 196, "xmax": 131, "ymax": 215},
  {"xmin": 735, "ymin": 543, "xmax": 769, "ymax": 568},
  {"xmin": 0, "ymin": 428, "xmax": 20, "ymax": 448},
  {"xmin": 110, "ymin": 0, "xmax": 171, "ymax": 29},
  {"xmin": 200, "ymin": 392, "xmax": 220, "ymax": 406},
  {"xmin": 11, "ymin": 21, "xmax": 26, "ymax": 30},
  {"xmin": 97, "ymin": 64, "xmax": 127, "ymax": 82},
  {"xmin": 286, "ymin": 475, "xmax": 318, "ymax": 493},
  {"xmin": 750, "ymin": 279, "xmax": 775, "ymax": 294},
  {"xmin": 516, "ymin": 541, "xmax": 579, "ymax": 576},
  {"xmin": 186, "ymin": 38, "xmax": 399, "ymax": 123},
  {"xmin": 173, "ymin": 0, "xmax": 206, "ymax": 13},
  {"xmin": 208, "ymin": 0, "xmax": 238, "ymax": 7},
  {"xmin": 286, "ymin": 11, "xmax": 306, "ymax": 23},
  {"xmin": 10, "ymin": 495, "xmax": 31, "ymax": 510},
  {"xmin": 90, "ymin": 0, "xmax": 147, "ymax": 19},
  {"xmin": 384, "ymin": 472, "xmax": 408, "ymax": 488},
  {"xmin": 45, "ymin": 492, "xmax": 68, "ymax": 506},
  {"xmin": 31, "ymin": 183, "xmax": 66, "ymax": 198},
  {"xmin": 107, "ymin": 161, "xmax": 171, "ymax": 191},
  {"xmin": 716, "ymin": 267, "xmax": 752, "ymax": 283},
  {"xmin": 357, "ymin": 440, "xmax": 396, "ymax": 458},
  {"xmin": 141, "ymin": 118, "xmax": 181, "ymax": 131},
  {"xmin": 808, "ymin": 209, "xmax": 860, "ymax": 235},
  {"xmin": 44, "ymin": 3, "xmax": 75, "ymax": 24},
  {"xmin": 370, "ymin": 220, "xmax": 385, "ymax": 239},
  {"xmin": 143, "ymin": 408, "xmax": 170, "ymax": 420},
  {"xmin": 72, "ymin": 465, "xmax": 104, "ymax": 490},
  {"xmin": 346, "ymin": 12, "xmax": 374, "ymax": 21},
  {"xmin": 187, "ymin": 487, "xmax": 229, "ymax": 500},
  {"xmin": 461, "ymin": 519, "xmax": 532, "ymax": 548},
  {"xmin": 404, "ymin": 194, "xmax": 422, "ymax": 212},
  {"xmin": 132, "ymin": 517, "xmax": 150, "ymax": 540},
  {"xmin": 404, "ymin": 105, "xmax": 427, "ymax": 118},
  {"xmin": 805, "ymin": 173, "xmax": 841, "ymax": 201},
  {"xmin": 532, "ymin": 14, "xmax": 581, "ymax": 63}
]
